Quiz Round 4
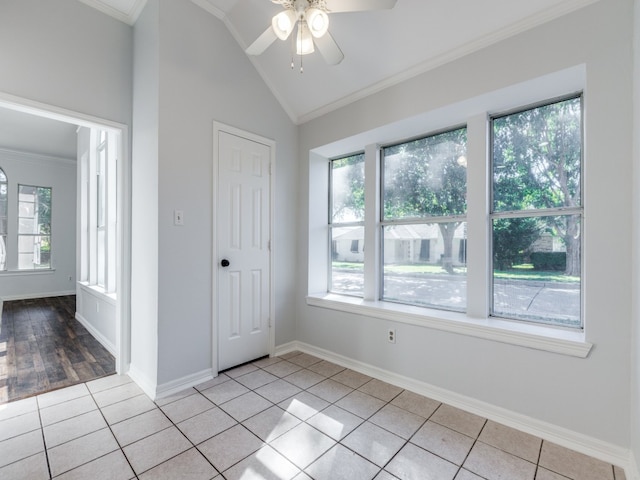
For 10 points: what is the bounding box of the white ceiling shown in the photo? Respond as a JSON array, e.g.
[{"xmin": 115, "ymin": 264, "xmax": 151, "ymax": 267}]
[{"xmin": 79, "ymin": 0, "xmax": 598, "ymax": 124}]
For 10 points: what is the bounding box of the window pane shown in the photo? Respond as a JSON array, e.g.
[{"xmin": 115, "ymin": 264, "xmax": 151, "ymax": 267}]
[
  {"xmin": 0, "ymin": 235, "xmax": 5, "ymax": 270},
  {"xmin": 383, "ymin": 222, "xmax": 467, "ymax": 311},
  {"xmin": 97, "ymin": 228, "xmax": 106, "ymax": 287},
  {"xmin": 493, "ymin": 97, "xmax": 581, "ymax": 212},
  {"xmin": 18, "ymin": 185, "xmax": 52, "ymax": 270},
  {"xmin": 492, "ymin": 215, "xmax": 580, "ymax": 326},
  {"xmin": 17, "ymin": 235, "xmax": 51, "ymax": 269},
  {"xmin": 330, "ymin": 226, "xmax": 364, "ymax": 296},
  {"xmin": 331, "ymin": 153, "xmax": 365, "ymax": 223},
  {"xmin": 383, "ymin": 128, "xmax": 467, "ymax": 220}
]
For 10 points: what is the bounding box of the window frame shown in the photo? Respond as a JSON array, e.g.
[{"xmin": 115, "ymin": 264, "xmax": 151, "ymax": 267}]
[
  {"xmin": 0, "ymin": 167, "xmax": 7, "ymax": 271},
  {"xmin": 488, "ymin": 94, "xmax": 584, "ymax": 328},
  {"xmin": 17, "ymin": 183, "xmax": 52, "ymax": 270}
]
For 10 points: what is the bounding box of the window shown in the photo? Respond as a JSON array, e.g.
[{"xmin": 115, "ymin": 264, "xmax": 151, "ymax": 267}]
[
  {"xmin": 0, "ymin": 168, "xmax": 6, "ymax": 270},
  {"xmin": 79, "ymin": 128, "xmax": 117, "ymax": 293},
  {"xmin": 18, "ymin": 184, "xmax": 52, "ymax": 270},
  {"xmin": 381, "ymin": 127, "xmax": 467, "ymax": 311},
  {"xmin": 491, "ymin": 96, "xmax": 582, "ymax": 327},
  {"xmin": 329, "ymin": 153, "xmax": 365, "ymax": 296}
]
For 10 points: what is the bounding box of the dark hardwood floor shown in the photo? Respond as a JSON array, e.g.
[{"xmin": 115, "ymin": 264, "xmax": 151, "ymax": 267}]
[{"xmin": 0, "ymin": 295, "xmax": 115, "ymax": 403}]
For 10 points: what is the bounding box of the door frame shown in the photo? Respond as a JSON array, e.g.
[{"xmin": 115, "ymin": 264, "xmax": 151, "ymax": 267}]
[
  {"xmin": 0, "ymin": 90, "xmax": 131, "ymax": 374},
  {"xmin": 212, "ymin": 121, "xmax": 276, "ymax": 375}
]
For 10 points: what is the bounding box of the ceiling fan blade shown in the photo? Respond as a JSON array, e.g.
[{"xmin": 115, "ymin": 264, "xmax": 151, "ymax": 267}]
[
  {"xmin": 314, "ymin": 32, "xmax": 344, "ymax": 65},
  {"xmin": 246, "ymin": 26, "xmax": 278, "ymax": 56},
  {"xmin": 324, "ymin": 0, "xmax": 397, "ymax": 13}
]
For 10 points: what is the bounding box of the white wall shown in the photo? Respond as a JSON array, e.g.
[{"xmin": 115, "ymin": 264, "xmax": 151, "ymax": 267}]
[
  {"xmin": 0, "ymin": 149, "xmax": 76, "ymax": 299},
  {"xmin": 130, "ymin": 0, "xmax": 299, "ymax": 390},
  {"xmin": 299, "ymin": 0, "xmax": 633, "ymax": 451}
]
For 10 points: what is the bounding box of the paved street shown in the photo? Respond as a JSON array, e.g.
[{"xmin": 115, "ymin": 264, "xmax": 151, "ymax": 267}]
[{"xmin": 332, "ymin": 270, "xmax": 580, "ymax": 327}]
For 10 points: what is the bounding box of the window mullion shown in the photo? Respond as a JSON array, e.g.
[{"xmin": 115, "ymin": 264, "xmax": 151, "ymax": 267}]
[
  {"xmin": 466, "ymin": 113, "xmax": 490, "ymax": 318},
  {"xmin": 363, "ymin": 144, "xmax": 379, "ymax": 301}
]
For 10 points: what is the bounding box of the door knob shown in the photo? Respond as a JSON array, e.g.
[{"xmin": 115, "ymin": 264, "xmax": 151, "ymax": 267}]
[{"xmin": 221, "ymin": 259, "xmax": 230, "ymax": 267}]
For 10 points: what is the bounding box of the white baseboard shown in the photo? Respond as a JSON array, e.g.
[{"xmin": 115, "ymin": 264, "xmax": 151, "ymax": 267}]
[
  {"xmin": 629, "ymin": 452, "xmax": 640, "ymax": 480},
  {"xmin": 154, "ymin": 368, "xmax": 214, "ymax": 401},
  {"xmin": 126, "ymin": 365, "xmax": 158, "ymax": 400},
  {"xmin": 75, "ymin": 312, "xmax": 116, "ymax": 356},
  {"xmin": 0, "ymin": 290, "xmax": 76, "ymax": 301},
  {"xmin": 284, "ymin": 340, "xmax": 632, "ymax": 474}
]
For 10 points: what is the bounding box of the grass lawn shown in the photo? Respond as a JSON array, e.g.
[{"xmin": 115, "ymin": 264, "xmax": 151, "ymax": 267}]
[{"xmin": 333, "ymin": 261, "xmax": 579, "ymax": 283}]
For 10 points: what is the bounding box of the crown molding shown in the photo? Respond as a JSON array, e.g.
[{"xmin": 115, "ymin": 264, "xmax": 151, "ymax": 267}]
[
  {"xmin": 190, "ymin": 0, "xmax": 226, "ymax": 20},
  {"xmin": 77, "ymin": 0, "xmax": 147, "ymax": 25}
]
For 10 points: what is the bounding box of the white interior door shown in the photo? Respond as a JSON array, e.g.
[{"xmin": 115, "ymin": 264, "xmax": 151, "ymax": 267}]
[{"xmin": 216, "ymin": 128, "xmax": 272, "ymax": 371}]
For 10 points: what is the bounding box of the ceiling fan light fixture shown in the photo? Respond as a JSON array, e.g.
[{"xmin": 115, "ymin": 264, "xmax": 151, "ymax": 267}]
[
  {"xmin": 272, "ymin": 10, "xmax": 297, "ymax": 40},
  {"xmin": 305, "ymin": 8, "xmax": 329, "ymax": 38},
  {"xmin": 296, "ymin": 22, "xmax": 315, "ymax": 55}
]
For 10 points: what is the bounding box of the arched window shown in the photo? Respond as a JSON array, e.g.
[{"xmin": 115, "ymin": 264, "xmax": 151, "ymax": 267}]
[{"xmin": 0, "ymin": 168, "xmax": 7, "ymax": 270}]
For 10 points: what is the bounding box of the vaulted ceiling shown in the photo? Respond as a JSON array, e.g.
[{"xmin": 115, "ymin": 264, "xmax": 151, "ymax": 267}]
[{"xmin": 81, "ymin": 0, "xmax": 599, "ymax": 124}]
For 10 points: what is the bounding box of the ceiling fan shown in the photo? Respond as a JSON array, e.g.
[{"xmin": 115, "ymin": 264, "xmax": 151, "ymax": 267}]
[{"xmin": 246, "ymin": 0, "xmax": 397, "ymax": 70}]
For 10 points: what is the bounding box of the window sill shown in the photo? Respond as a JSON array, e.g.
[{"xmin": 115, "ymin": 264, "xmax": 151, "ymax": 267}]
[
  {"xmin": 78, "ymin": 282, "xmax": 117, "ymax": 305},
  {"xmin": 306, "ymin": 293, "xmax": 592, "ymax": 358},
  {"xmin": 0, "ymin": 268, "xmax": 56, "ymax": 277}
]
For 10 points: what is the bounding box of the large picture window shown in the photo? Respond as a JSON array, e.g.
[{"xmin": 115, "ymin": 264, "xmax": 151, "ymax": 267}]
[
  {"xmin": 382, "ymin": 127, "xmax": 467, "ymax": 311},
  {"xmin": 18, "ymin": 184, "xmax": 52, "ymax": 270},
  {"xmin": 329, "ymin": 153, "xmax": 365, "ymax": 296},
  {"xmin": 491, "ymin": 96, "xmax": 582, "ymax": 327}
]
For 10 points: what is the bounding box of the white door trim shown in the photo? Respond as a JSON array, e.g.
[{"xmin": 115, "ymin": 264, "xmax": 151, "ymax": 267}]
[
  {"xmin": 212, "ymin": 121, "xmax": 276, "ymax": 375},
  {"xmin": 0, "ymin": 90, "xmax": 131, "ymax": 374}
]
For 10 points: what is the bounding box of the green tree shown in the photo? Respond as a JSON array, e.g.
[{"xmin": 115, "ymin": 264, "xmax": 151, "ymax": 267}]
[{"xmin": 493, "ymin": 97, "xmax": 581, "ymax": 275}]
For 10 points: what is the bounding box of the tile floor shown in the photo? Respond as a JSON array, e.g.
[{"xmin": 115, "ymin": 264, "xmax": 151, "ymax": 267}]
[{"xmin": 0, "ymin": 351, "xmax": 628, "ymax": 480}]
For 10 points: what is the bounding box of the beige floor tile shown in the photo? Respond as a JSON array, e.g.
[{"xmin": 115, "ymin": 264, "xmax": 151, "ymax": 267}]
[
  {"xmin": 283, "ymin": 369, "xmax": 326, "ymax": 389},
  {"xmin": 278, "ymin": 351, "xmax": 303, "ymax": 360},
  {"xmin": 335, "ymin": 390, "xmax": 385, "ymax": 419},
  {"xmin": 463, "ymin": 441, "xmax": 536, "ymax": 480},
  {"xmin": 341, "ymin": 421, "xmax": 405, "ymax": 468},
  {"xmin": 255, "ymin": 378, "xmax": 302, "ymax": 404},
  {"xmin": 270, "ymin": 422, "xmax": 336, "ymax": 469},
  {"xmin": 224, "ymin": 445, "xmax": 300, "ymax": 480},
  {"xmin": 111, "ymin": 408, "xmax": 173, "ymax": 446},
  {"xmin": 278, "ymin": 392, "xmax": 330, "ymax": 421},
  {"xmin": 369, "ymin": 404, "xmax": 425, "ymax": 439},
  {"xmin": 54, "ymin": 450, "xmax": 135, "ymax": 480},
  {"xmin": 43, "ymin": 409, "xmax": 107, "ymax": 447},
  {"xmin": 306, "ymin": 405, "xmax": 363, "ymax": 441},
  {"xmin": 307, "ymin": 378, "xmax": 353, "ymax": 403},
  {"xmin": 154, "ymin": 388, "xmax": 198, "ymax": 407},
  {"xmin": 0, "ymin": 429, "xmax": 44, "ymax": 468},
  {"xmin": 538, "ymin": 442, "xmax": 614, "ymax": 480},
  {"xmin": 375, "ymin": 471, "xmax": 400, "ymax": 480},
  {"xmin": 252, "ymin": 356, "xmax": 283, "ymax": 368},
  {"xmin": 358, "ymin": 379, "xmax": 403, "ymax": 402},
  {"xmin": 0, "ymin": 451, "xmax": 49, "ymax": 480},
  {"xmin": 386, "ymin": 443, "xmax": 458, "ymax": 480},
  {"xmin": 263, "ymin": 360, "xmax": 304, "ymax": 377},
  {"xmin": 307, "ymin": 360, "xmax": 346, "ymax": 378},
  {"xmin": 455, "ymin": 468, "xmax": 485, "ymax": 480},
  {"xmin": 48, "ymin": 428, "xmax": 119, "ymax": 477},
  {"xmin": 199, "ymin": 424, "xmax": 264, "ymax": 472},
  {"xmin": 614, "ymin": 465, "xmax": 627, "ymax": 480},
  {"xmin": 138, "ymin": 448, "xmax": 218, "ymax": 480},
  {"xmin": 160, "ymin": 392, "xmax": 214, "ymax": 423},
  {"xmin": 92, "ymin": 381, "xmax": 145, "ymax": 408},
  {"xmin": 391, "ymin": 390, "xmax": 441, "ymax": 419},
  {"xmin": 331, "ymin": 369, "xmax": 373, "ymax": 389},
  {"xmin": 100, "ymin": 393, "xmax": 156, "ymax": 425},
  {"xmin": 39, "ymin": 395, "xmax": 97, "ymax": 427},
  {"xmin": 201, "ymin": 380, "xmax": 249, "ymax": 405},
  {"xmin": 234, "ymin": 369, "xmax": 279, "ymax": 390},
  {"xmin": 0, "ymin": 410, "xmax": 40, "ymax": 442},
  {"xmin": 37, "ymin": 383, "xmax": 90, "ymax": 409},
  {"xmin": 430, "ymin": 404, "xmax": 486, "ymax": 438},
  {"xmin": 306, "ymin": 443, "xmax": 380, "ymax": 480},
  {"xmin": 177, "ymin": 406, "xmax": 237, "ymax": 444},
  {"xmin": 225, "ymin": 363, "xmax": 259, "ymax": 378},
  {"xmin": 220, "ymin": 391, "xmax": 273, "ymax": 422},
  {"xmin": 535, "ymin": 467, "xmax": 571, "ymax": 479},
  {"xmin": 86, "ymin": 374, "xmax": 132, "ymax": 394},
  {"xmin": 287, "ymin": 353, "xmax": 323, "ymax": 368},
  {"xmin": 242, "ymin": 405, "xmax": 301, "ymax": 442},
  {"xmin": 194, "ymin": 373, "xmax": 230, "ymax": 392},
  {"xmin": 0, "ymin": 396, "xmax": 38, "ymax": 422},
  {"xmin": 479, "ymin": 421, "xmax": 542, "ymax": 463},
  {"xmin": 294, "ymin": 473, "xmax": 313, "ymax": 480},
  {"xmin": 123, "ymin": 426, "xmax": 191, "ymax": 474},
  {"xmin": 411, "ymin": 420, "xmax": 474, "ymax": 465}
]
